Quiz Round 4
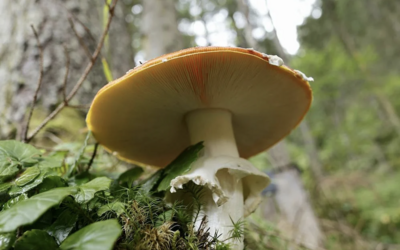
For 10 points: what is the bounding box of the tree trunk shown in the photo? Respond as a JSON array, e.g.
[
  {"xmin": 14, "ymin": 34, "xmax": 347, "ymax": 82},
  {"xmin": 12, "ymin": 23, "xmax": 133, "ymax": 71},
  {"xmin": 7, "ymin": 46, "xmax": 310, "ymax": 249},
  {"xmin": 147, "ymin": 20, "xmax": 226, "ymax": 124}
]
[
  {"xmin": 266, "ymin": 142, "xmax": 324, "ymax": 249},
  {"xmin": 0, "ymin": 0, "xmax": 132, "ymax": 139},
  {"xmin": 142, "ymin": 0, "xmax": 183, "ymax": 59}
]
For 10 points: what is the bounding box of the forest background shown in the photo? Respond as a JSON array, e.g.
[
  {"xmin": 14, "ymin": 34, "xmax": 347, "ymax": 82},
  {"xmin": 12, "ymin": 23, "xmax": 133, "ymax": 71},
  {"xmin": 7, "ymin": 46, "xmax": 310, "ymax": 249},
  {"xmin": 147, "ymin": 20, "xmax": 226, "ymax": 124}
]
[{"xmin": 0, "ymin": 0, "xmax": 399, "ymax": 249}]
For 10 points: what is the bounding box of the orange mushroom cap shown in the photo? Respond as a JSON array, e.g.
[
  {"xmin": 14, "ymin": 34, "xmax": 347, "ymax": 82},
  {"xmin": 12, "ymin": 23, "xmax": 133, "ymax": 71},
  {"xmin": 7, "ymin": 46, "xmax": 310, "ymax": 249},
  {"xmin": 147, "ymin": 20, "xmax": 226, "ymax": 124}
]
[{"xmin": 86, "ymin": 47, "xmax": 312, "ymax": 167}]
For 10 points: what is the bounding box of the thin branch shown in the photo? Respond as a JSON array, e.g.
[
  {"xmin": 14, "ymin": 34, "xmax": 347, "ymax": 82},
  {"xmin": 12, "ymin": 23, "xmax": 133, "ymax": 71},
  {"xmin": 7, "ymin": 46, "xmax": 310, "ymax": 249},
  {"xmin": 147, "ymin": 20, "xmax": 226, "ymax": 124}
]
[
  {"xmin": 26, "ymin": 0, "xmax": 119, "ymax": 142},
  {"xmin": 67, "ymin": 104, "xmax": 91, "ymax": 109},
  {"xmin": 22, "ymin": 25, "xmax": 44, "ymax": 143},
  {"xmin": 62, "ymin": 45, "xmax": 70, "ymax": 105},
  {"xmin": 86, "ymin": 143, "xmax": 99, "ymax": 172},
  {"xmin": 68, "ymin": 13, "xmax": 97, "ymax": 43},
  {"xmin": 68, "ymin": 17, "xmax": 93, "ymax": 60}
]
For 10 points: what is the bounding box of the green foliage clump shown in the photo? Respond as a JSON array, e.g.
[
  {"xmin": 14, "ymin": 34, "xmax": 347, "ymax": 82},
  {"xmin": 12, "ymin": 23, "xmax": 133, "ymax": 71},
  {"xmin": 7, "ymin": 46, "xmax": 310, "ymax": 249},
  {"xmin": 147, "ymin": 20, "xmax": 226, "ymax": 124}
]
[{"xmin": 0, "ymin": 139, "xmax": 243, "ymax": 250}]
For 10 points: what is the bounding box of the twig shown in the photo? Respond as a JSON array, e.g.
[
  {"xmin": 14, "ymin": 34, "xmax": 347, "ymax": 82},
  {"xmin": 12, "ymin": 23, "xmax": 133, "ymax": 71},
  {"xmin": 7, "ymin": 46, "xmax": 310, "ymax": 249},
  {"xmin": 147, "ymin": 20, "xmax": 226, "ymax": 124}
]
[
  {"xmin": 68, "ymin": 13, "xmax": 97, "ymax": 43},
  {"xmin": 26, "ymin": 0, "xmax": 119, "ymax": 142},
  {"xmin": 68, "ymin": 17, "xmax": 93, "ymax": 60},
  {"xmin": 62, "ymin": 45, "xmax": 70, "ymax": 105},
  {"xmin": 21, "ymin": 25, "xmax": 44, "ymax": 143},
  {"xmin": 67, "ymin": 104, "xmax": 91, "ymax": 109},
  {"xmin": 86, "ymin": 142, "xmax": 99, "ymax": 172}
]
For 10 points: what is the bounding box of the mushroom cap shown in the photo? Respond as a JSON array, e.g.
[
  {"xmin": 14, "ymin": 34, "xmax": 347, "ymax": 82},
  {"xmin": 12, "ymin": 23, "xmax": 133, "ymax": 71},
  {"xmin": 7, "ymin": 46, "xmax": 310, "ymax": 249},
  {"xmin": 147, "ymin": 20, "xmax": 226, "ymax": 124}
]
[{"xmin": 87, "ymin": 47, "xmax": 312, "ymax": 167}]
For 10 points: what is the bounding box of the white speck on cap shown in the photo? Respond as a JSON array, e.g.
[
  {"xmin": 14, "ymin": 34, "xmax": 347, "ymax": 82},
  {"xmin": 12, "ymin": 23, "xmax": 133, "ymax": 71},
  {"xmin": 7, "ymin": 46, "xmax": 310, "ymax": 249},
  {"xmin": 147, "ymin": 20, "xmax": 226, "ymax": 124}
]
[
  {"xmin": 162, "ymin": 59, "xmax": 168, "ymax": 62},
  {"xmin": 294, "ymin": 69, "xmax": 314, "ymax": 82},
  {"xmin": 266, "ymin": 55, "xmax": 284, "ymax": 67}
]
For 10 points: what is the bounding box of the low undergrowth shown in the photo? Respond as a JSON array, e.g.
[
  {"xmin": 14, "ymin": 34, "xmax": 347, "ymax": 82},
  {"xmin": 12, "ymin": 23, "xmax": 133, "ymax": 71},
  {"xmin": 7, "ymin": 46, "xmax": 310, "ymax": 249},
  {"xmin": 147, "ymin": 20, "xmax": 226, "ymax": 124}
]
[{"xmin": 0, "ymin": 136, "xmax": 245, "ymax": 250}]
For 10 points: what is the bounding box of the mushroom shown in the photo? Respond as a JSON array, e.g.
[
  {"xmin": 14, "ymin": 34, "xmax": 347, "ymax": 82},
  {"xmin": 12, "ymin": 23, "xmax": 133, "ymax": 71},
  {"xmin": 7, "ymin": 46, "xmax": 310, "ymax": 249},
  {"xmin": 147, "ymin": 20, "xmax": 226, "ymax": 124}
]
[{"xmin": 87, "ymin": 47, "xmax": 312, "ymax": 249}]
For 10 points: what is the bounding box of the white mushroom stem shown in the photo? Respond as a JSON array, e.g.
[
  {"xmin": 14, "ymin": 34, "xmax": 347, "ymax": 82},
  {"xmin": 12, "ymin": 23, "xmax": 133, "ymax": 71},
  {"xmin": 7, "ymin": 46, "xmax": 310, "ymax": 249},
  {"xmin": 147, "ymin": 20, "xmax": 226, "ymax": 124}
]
[
  {"xmin": 167, "ymin": 109, "xmax": 268, "ymax": 249},
  {"xmin": 186, "ymin": 109, "xmax": 243, "ymax": 248},
  {"xmin": 185, "ymin": 109, "xmax": 240, "ymax": 158}
]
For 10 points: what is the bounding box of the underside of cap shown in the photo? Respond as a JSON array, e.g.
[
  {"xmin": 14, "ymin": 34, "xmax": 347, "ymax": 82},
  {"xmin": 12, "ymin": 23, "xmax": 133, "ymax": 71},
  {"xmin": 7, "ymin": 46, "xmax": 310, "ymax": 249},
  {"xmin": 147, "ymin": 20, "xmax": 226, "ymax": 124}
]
[{"xmin": 87, "ymin": 47, "xmax": 312, "ymax": 167}]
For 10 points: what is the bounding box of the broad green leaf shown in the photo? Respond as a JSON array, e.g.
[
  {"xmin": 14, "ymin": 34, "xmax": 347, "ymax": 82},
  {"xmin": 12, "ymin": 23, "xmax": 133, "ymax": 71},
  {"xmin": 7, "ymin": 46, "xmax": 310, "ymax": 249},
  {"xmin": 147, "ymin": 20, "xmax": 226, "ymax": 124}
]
[
  {"xmin": 37, "ymin": 154, "xmax": 64, "ymax": 168},
  {"xmin": 97, "ymin": 201, "xmax": 125, "ymax": 216},
  {"xmin": 157, "ymin": 142, "xmax": 204, "ymax": 192},
  {"xmin": 140, "ymin": 169, "xmax": 163, "ymax": 193},
  {"xmin": 0, "ymin": 163, "xmax": 19, "ymax": 183},
  {"xmin": 14, "ymin": 229, "xmax": 58, "ymax": 250},
  {"xmin": 0, "ymin": 141, "xmax": 41, "ymax": 168},
  {"xmin": 0, "ymin": 232, "xmax": 16, "ymax": 250},
  {"xmin": 74, "ymin": 177, "xmax": 111, "ymax": 203},
  {"xmin": 15, "ymin": 166, "xmax": 40, "ymax": 186},
  {"xmin": 0, "ymin": 183, "xmax": 11, "ymax": 194},
  {"xmin": 37, "ymin": 176, "xmax": 67, "ymax": 193},
  {"xmin": 2, "ymin": 193, "xmax": 28, "ymax": 210},
  {"xmin": 60, "ymin": 220, "xmax": 121, "ymax": 250},
  {"xmin": 53, "ymin": 143, "xmax": 81, "ymax": 152},
  {"xmin": 68, "ymin": 172, "xmax": 96, "ymax": 187},
  {"xmin": 47, "ymin": 209, "xmax": 78, "ymax": 244},
  {"xmin": 9, "ymin": 168, "xmax": 59, "ymax": 196},
  {"xmin": 118, "ymin": 167, "xmax": 143, "ymax": 185},
  {"xmin": 0, "ymin": 187, "xmax": 78, "ymax": 233}
]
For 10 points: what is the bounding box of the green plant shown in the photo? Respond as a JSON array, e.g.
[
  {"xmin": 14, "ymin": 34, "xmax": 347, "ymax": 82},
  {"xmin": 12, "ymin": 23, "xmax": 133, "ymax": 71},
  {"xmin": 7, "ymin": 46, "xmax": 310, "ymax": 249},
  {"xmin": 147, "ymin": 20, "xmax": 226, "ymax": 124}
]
[{"xmin": 0, "ymin": 139, "xmax": 244, "ymax": 250}]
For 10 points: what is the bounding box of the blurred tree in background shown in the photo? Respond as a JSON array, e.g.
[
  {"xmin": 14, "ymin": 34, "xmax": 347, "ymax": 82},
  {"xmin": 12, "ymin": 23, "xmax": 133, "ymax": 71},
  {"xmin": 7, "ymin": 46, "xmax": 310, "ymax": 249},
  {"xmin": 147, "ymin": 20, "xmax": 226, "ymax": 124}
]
[{"xmin": 0, "ymin": 0, "xmax": 399, "ymax": 249}]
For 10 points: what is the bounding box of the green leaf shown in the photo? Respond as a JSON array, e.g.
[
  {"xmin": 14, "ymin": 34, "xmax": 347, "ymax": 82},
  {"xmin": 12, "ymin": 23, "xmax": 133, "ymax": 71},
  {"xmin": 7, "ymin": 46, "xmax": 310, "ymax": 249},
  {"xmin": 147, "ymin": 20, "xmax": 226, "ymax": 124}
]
[
  {"xmin": 9, "ymin": 168, "xmax": 59, "ymax": 196},
  {"xmin": 101, "ymin": 58, "xmax": 114, "ymax": 82},
  {"xmin": 157, "ymin": 142, "xmax": 204, "ymax": 192},
  {"xmin": 37, "ymin": 154, "xmax": 64, "ymax": 168},
  {"xmin": 14, "ymin": 229, "xmax": 58, "ymax": 250},
  {"xmin": 37, "ymin": 152, "xmax": 69, "ymax": 177},
  {"xmin": 0, "ymin": 140, "xmax": 41, "ymax": 168},
  {"xmin": 0, "ymin": 162, "xmax": 19, "ymax": 183},
  {"xmin": 37, "ymin": 176, "xmax": 67, "ymax": 193},
  {"xmin": 0, "ymin": 183, "xmax": 11, "ymax": 194},
  {"xmin": 2, "ymin": 193, "xmax": 28, "ymax": 210},
  {"xmin": 97, "ymin": 201, "xmax": 125, "ymax": 216},
  {"xmin": 74, "ymin": 177, "xmax": 112, "ymax": 203},
  {"xmin": 68, "ymin": 172, "xmax": 97, "ymax": 187},
  {"xmin": 60, "ymin": 220, "xmax": 121, "ymax": 250},
  {"xmin": 0, "ymin": 187, "xmax": 78, "ymax": 233},
  {"xmin": 0, "ymin": 232, "xmax": 16, "ymax": 250},
  {"xmin": 140, "ymin": 169, "xmax": 163, "ymax": 193},
  {"xmin": 15, "ymin": 166, "xmax": 40, "ymax": 186},
  {"xmin": 53, "ymin": 143, "xmax": 81, "ymax": 152},
  {"xmin": 118, "ymin": 167, "xmax": 143, "ymax": 185},
  {"xmin": 47, "ymin": 209, "xmax": 78, "ymax": 244}
]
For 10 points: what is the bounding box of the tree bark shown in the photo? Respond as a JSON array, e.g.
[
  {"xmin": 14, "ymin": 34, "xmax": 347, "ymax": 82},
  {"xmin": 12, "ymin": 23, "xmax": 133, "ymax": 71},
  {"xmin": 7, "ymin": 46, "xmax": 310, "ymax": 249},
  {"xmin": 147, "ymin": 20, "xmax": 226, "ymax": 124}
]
[
  {"xmin": 0, "ymin": 0, "xmax": 132, "ymax": 139},
  {"xmin": 266, "ymin": 143, "xmax": 324, "ymax": 249},
  {"xmin": 142, "ymin": 0, "xmax": 183, "ymax": 59}
]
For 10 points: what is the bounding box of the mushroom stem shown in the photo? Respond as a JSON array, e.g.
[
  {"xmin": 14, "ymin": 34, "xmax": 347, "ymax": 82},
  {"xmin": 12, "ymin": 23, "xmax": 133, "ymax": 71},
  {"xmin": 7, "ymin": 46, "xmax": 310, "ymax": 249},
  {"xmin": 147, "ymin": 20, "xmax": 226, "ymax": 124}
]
[
  {"xmin": 185, "ymin": 109, "xmax": 244, "ymax": 249},
  {"xmin": 185, "ymin": 109, "xmax": 239, "ymax": 158}
]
